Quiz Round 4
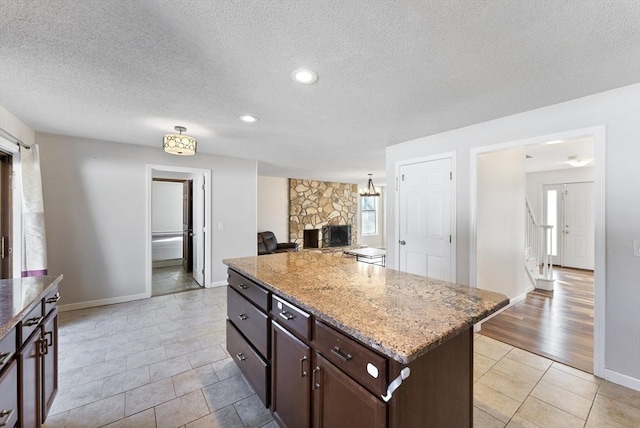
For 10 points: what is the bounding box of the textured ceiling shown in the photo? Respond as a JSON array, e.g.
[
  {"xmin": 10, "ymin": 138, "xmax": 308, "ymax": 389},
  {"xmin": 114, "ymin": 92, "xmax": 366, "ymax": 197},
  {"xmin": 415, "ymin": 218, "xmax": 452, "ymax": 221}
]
[{"xmin": 0, "ymin": 0, "xmax": 638, "ymax": 184}]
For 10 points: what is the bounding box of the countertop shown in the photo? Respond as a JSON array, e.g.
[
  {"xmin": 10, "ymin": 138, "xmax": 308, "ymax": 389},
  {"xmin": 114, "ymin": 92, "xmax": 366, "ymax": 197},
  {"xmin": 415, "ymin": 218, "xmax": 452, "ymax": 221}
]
[
  {"xmin": 224, "ymin": 252, "xmax": 508, "ymax": 364},
  {"xmin": 0, "ymin": 275, "xmax": 63, "ymax": 338}
]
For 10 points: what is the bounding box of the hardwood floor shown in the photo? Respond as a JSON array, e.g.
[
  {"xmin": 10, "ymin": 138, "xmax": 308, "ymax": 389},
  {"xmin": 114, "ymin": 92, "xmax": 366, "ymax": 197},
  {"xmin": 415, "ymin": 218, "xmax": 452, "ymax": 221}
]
[{"xmin": 479, "ymin": 267, "xmax": 594, "ymax": 373}]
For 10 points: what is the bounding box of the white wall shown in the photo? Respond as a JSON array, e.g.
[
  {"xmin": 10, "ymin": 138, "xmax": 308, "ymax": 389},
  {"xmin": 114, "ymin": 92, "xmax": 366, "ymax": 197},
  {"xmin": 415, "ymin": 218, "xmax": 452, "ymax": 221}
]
[
  {"xmin": 386, "ymin": 84, "xmax": 640, "ymax": 385},
  {"xmin": 37, "ymin": 132, "xmax": 257, "ymax": 306},
  {"xmin": 152, "ymin": 181, "xmax": 183, "ymax": 233},
  {"xmin": 0, "ymin": 104, "xmax": 35, "ymax": 146},
  {"xmin": 477, "ymin": 148, "xmax": 527, "ymax": 299},
  {"xmin": 257, "ymin": 176, "xmax": 289, "ymax": 241},
  {"xmin": 526, "ymin": 167, "xmax": 595, "ymax": 221}
]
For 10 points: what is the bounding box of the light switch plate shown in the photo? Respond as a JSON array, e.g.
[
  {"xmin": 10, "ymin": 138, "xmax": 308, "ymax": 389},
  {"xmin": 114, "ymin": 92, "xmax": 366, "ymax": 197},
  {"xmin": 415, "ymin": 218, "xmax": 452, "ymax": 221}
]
[{"xmin": 634, "ymin": 240, "xmax": 640, "ymax": 257}]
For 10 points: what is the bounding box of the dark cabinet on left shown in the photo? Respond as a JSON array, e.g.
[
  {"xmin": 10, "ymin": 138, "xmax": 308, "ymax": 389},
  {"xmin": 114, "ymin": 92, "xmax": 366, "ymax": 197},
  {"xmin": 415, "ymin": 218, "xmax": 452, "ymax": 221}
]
[{"xmin": 0, "ymin": 278, "xmax": 61, "ymax": 428}]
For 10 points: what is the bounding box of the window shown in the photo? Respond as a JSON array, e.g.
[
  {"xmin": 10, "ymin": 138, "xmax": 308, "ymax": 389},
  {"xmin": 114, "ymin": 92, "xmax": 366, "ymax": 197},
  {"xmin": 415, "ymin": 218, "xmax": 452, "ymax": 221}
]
[{"xmin": 361, "ymin": 196, "xmax": 377, "ymax": 235}]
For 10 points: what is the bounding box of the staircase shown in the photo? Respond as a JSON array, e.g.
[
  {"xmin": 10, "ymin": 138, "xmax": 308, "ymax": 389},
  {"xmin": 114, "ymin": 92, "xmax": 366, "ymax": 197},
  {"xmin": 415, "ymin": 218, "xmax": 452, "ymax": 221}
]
[{"xmin": 525, "ymin": 198, "xmax": 554, "ymax": 291}]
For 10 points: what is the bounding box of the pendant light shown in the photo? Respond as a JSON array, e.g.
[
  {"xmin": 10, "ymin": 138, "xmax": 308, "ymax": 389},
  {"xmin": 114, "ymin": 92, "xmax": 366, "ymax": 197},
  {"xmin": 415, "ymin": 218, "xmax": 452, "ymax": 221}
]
[
  {"xmin": 360, "ymin": 173, "xmax": 380, "ymax": 197},
  {"xmin": 163, "ymin": 126, "xmax": 197, "ymax": 156}
]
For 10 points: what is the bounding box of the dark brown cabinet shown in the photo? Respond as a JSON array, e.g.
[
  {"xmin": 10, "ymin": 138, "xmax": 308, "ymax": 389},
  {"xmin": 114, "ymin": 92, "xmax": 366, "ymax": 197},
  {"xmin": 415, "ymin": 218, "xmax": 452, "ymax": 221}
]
[
  {"xmin": 271, "ymin": 321, "xmax": 311, "ymax": 428},
  {"xmin": 313, "ymin": 354, "xmax": 386, "ymax": 428},
  {"xmin": 19, "ymin": 329, "xmax": 40, "ymax": 428},
  {"xmin": 41, "ymin": 309, "xmax": 58, "ymax": 421},
  {"xmin": 0, "ymin": 359, "xmax": 18, "ymax": 428}
]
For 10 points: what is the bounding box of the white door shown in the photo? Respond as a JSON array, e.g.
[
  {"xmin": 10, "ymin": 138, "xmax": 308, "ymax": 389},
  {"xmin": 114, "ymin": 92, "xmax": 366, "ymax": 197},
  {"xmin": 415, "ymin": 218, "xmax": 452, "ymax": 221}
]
[
  {"xmin": 192, "ymin": 174, "xmax": 205, "ymax": 285},
  {"xmin": 398, "ymin": 158, "xmax": 452, "ymax": 281},
  {"xmin": 543, "ymin": 184, "xmax": 563, "ymax": 265},
  {"xmin": 563, "ymin": 182, "xmax": 594, "ymax": 270}
]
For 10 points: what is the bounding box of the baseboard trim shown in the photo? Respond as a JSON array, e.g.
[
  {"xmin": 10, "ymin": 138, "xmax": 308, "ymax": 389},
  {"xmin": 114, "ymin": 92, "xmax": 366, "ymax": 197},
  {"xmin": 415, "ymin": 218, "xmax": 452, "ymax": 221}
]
[
  {"xmin": 58, "ymin": 293, "xmax": 149, "ymax": 312},
  {"xmin": 210, "ymin": 280, "xmax": 228, "ymax": 287},
  {"xmin": 476, "ymin": 287, "xmax": 532, "ymax": 328},
  {"xmin": 605, "ymin": 369, "xmax": 640, "ymax": 391}
]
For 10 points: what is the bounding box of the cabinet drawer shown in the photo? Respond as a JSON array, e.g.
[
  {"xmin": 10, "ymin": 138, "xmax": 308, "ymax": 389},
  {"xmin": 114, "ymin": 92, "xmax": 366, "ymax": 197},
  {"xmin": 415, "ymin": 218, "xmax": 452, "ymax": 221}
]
[
  {"xmin": 19, "ymin": 303, "xmax": 43, "ymax": 345},
  {"xmin": 314, "ymin": 321, "xmax": 388, "ymax": 397},
  {"xmin": 228, "ymin": 270, "xmax": 269, "ymax": 312},
  {"xmin": 227, "ymin": 287, "xmax": 269, "ymax": 358},
  {"xmin": 43, "ymin": 285, "xmax": 61, "ymax": 316},
  {"xmin": 271, "ymin": 295, "xmax": 311, "ymax": 341},
  {"xmin": 0, "ymin": 328, "xmax": 16, "ymax": 373},
  {"xmin": 226, "ymin": 321, "xmax": 269, "ymax": 407},
  {"xmin": 0, "ymin": 358, "xmax": 18, "ymax": 428}
]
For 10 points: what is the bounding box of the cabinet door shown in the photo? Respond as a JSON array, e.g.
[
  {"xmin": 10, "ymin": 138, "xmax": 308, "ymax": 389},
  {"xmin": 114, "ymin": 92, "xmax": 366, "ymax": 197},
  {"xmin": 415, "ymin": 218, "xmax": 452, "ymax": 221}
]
[
  {"xmin": 20, "ymin": 329, "xmax": 42, "ymax": 428},
  {"xmin": 0, "ymin": 358, "xmax": 19, "ymax": 428},
  {"xmin": 271, "ymin": 321, "xmax": 311, "ymax": 428},
  {"xmin": 41, "ymin": 310, "xmax": 58, "ymax": 422},
  {"xmin": 313, "ymin": 354, "xmax": 386, "ymax": 428}
]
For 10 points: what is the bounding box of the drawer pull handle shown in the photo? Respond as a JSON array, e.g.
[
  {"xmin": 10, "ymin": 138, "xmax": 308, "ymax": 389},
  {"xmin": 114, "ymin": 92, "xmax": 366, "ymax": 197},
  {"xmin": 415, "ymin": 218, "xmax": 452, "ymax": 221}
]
[
  {"xmin": 0, "ymin": 352, "xmax": 9, "ymax": 365},
  {"xmin": 45, "ymin": 331, "xmax": 53, "ymax": 348},
  {"xmin": 279, "ymin": 311, "xmax": 296, "ymax": 321},
  {"xmin": 24, "ymin": 316, "xmax": 43, "ymax": 326},
  {"xmin": 381, "ymin": 367, "xmax": 411, "ymax": 402},
  {"xmin": 237, "ymin": 313, "xmax": 248, "ymax": 321},
  {"xmin": 236, "ymin": 352, "xmax": 246, "ymax": 362},
  {"xmin": 39, "ymin": 337, "xmax": 48, "ymax": 356},
  {"xmin": 46, "ymin": 292, "xmax": 61, "ymax": 304},
  {"xmin": 331, "ymin": 346, "xmax": 352, "ymax": 362},
  {"xmin": 0, "ymin": 409, "xmax": 14, "ymax": 427},
  {"xmin": 312, "ymin": 366, "xmax": 320, "ymax": 390},
  {"xmin": 238, "ymin": 283, "xmax": 248, "ymax": 290},
  {"xmin": 300, "ymin": 356, "xmax": 308, "ymax": 377}
]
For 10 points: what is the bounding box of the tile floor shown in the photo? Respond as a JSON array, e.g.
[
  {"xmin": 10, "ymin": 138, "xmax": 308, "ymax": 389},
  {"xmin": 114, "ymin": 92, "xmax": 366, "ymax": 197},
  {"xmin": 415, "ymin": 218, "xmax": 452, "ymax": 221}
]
[
  {"xmin": 43, "ymin": 287, "xmax": 640, "ymax": 428},
  {"xmin": 152, "ymin": 265, "xmax": 202, "ymax": 297}
]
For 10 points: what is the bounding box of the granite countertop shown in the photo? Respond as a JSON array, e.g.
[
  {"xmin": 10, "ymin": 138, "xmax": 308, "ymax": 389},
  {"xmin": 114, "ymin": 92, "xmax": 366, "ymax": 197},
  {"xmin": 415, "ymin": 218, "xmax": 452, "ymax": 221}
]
[
  {"xmin": 224, "ymin": 252, "xmax": 508, "ymax": 364},
  {"xmin": 0, "ymin": 275, "xmax": 64, "ymax": 338}
]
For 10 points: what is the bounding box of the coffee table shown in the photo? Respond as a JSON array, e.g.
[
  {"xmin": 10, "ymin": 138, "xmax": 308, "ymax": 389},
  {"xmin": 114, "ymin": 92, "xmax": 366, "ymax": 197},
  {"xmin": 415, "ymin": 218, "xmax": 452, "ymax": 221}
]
[{"xmin": 343, "ymin": 247, "xmax": 386, "ymax": 267}]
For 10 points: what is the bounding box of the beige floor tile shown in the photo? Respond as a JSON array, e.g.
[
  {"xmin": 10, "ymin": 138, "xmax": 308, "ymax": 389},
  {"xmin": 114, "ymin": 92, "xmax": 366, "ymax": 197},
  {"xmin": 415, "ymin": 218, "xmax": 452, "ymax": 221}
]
[
  {"xmin": 585, "ymin": 408, "xmax": 637, "ymax": 428},
  {"xmin": 589, "ymin": 394, "xmax": 640, "ymax": 426},
  {"xmin": 65, "ymin": 393, "xmax": 125, "ymax": 428},
  {"xmin": 186, "ymin": 406, "xmax": 245, "ymax": 428},
  {"xmin": 187, "ymin": 344, "xmax": 228, "ymax": 368},
  {"xmin": 473, "ymin": 406, "xmax": 506, "ymax": 428},
  {"xmin": 504, "ymin": 347, "xmax": 553, "ymax": 371},
  {"xmin": 597, "ymin": 379, "xmax": 640, "ymax": 410},
  {"xmin": 211, "ymin": 357, "xmax": 242, "ymax": 381},
  {"xmin": 491, "ymin": 357, "xmax": 546, "ymax": 386},
  {"xmin": 172, "ymin": 365, "xmax": 220, "ymax": 397},
  {"xmin": 234, "ymin": 395, "xmax": 273, "ymax": 428},
  {"xmin": 531, "ymin": 379, "xmax": 593, "ymax": 419},
  {"xmin": 475, "ymin": 335, "xmax": 514, "ymax": 360},
  {"xmin": 102, "ymin": 408, "xmax": 157, "ymax": 428},
  {"xmin": 504, "ymin": 415, "xmax": 540, "ymax": 427},
  {"xmin": 124, "ymin": 377, "xmax": 176, "ymax": 417},
  {"xmin": 154, "ymin": 390, "xmax": 211, "ymax": 428},
  {"xmin": 79, "ymin": 356, "xmax": 128, "ymax": 384},
  {"xmin": 42, "ymin": 411, "xmax": 69, "ymax": 428},
  {"xmin": 473, "ymin": 382, "xmax": 521, "ymax": 423},
  {"xmin": 102, "ymin": 366, "xmax": 150, "ymax": 398},
  {"xmin": 551, "ymin": 361, "xmax": 600, "ymax": 384},
  {"xmin": 474, "ymin": 352, "xmax": 498, "ymax": 381},
  {"xmin": 477, "ymin": 366, "xmax": 537, "ymax": 402},
  {"xmin": 149, "ymin": 354, "xmax": 192, "ymax": 382},
  {"xmin": 48, "ymin": 378, "xmax": 104, "ymax": 415},
  {"xmin": 542, "ymin": 367, "xmax": 599, "ymax": 400},
  {"xmin": 202, "ymin": 375, "xmax": 253, "ymax": 412},
  {"xmin": 126, "ymin": 346, "xmax": 168, "ymax": 370},
  {"xmin": 514, "ymin": 396, "xmax": 585, "ymax": 428},
  {"xmin": 165, "ymin": 337, "xmax": 204, "ymax": 359}
]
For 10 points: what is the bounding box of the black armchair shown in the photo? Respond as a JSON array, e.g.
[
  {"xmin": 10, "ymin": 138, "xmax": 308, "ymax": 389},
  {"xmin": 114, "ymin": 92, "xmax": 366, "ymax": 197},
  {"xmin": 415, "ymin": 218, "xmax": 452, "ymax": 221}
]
[{"xmin": 258, "ymin": 231, "xmax": 298, "ymax": 255}]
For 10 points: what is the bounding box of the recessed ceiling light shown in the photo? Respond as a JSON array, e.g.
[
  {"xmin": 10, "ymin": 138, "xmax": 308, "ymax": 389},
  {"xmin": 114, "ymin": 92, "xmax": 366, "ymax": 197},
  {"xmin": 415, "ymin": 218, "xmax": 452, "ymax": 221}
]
[
  {"xmin": 239, "ymin": 115, "xmax": 258, "ymax": 123},
  {"xmin": 291, "ymin": 68, "xmax": 318, "ymax": 84}
]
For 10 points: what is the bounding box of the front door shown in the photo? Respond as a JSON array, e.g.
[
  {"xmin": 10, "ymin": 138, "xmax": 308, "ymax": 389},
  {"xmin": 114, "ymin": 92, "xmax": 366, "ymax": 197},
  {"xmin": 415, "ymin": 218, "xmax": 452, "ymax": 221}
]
[
  {"xmin": 563, "ymin": 182, "xmax": 594, "ymax": 270},
  {"xmin": 398, "ymin": 157, "xmax": 452, "ymax": 281}
]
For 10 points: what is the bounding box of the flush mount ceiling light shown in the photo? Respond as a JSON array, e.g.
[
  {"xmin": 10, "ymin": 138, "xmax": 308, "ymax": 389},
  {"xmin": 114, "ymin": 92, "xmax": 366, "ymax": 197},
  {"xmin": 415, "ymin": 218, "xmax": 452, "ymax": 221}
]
[
  {"xmin": 163, "ymin": 126, "xmax": 196, "ymax": 156},
  {"xmin": 567, "ymin": 156, "xmax": 592, "ymax": 167},
  {"xmin": 291, "ymin": 68, "xmax": 318, "ymax": 84},
  {"xmin": 360, "ymin": 174, "xmax": 380, "ymax": 197},
  {"xmin": 239, "ymin": 115, "xmax": 258, "ymax": 123}
]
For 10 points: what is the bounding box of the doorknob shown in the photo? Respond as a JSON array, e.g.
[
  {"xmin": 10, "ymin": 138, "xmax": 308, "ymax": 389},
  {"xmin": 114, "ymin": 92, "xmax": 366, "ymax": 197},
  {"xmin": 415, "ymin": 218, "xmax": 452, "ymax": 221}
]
[{"xmin": 399, "ymin": 240, "xmax": 406, "ymax": 245}]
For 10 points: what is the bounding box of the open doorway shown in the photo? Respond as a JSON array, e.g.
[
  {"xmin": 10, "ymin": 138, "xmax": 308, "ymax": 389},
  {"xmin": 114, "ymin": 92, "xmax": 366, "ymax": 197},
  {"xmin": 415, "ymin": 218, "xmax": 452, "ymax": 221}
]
[
  {"xmin": 151, "ymin": 178, "xmax": 199, "ymax": 296},
  {"xmin": 471, "ymin": 128, "xmax": 603, "ymax": 375},
  {"xmin": 146, "ymin": 165, "xmax": 212, "ymax": 297}
]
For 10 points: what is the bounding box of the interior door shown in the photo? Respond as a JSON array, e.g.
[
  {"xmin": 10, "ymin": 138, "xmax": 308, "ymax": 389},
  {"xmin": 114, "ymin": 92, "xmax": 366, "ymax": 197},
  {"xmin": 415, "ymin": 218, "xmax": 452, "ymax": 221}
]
[
  {"xmin": 398, "ymin": 157, "xmax": 452, "ymax": 281},
  {"xmin": 182, "ymin": 180, "xmax": 193, "ymax": 273},
  {"xmin": 192, "ymin": 174, "xmax": 205, "ymax": 286},
  {"xmin": 563, "ymin": 182, "xmax": 594, "ymax": 269}
]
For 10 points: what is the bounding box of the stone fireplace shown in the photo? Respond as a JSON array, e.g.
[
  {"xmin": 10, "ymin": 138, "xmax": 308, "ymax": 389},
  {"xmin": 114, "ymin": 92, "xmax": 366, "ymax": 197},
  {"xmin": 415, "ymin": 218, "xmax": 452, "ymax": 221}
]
[{"xmin": 289, "ymin": 179, "xmax": 358, "ymax": 248}]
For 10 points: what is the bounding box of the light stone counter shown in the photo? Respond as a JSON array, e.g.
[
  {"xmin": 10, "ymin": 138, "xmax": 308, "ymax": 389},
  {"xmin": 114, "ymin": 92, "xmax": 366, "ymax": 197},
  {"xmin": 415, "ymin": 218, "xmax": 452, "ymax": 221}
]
[
  {"xmin": 0, "ymin": 275, "xmax": 63, "ymax": 338},
  {"xmin": 224, "ymin": 252, "xmax": 508, "ymax": 364}
]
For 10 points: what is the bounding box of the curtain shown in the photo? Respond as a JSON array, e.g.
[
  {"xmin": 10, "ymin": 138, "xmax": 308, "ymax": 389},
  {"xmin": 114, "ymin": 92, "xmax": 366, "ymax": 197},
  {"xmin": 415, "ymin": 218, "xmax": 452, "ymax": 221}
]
[{"xmin": 21, "ymin": 144, "xmax": 48, "ymax": 277}]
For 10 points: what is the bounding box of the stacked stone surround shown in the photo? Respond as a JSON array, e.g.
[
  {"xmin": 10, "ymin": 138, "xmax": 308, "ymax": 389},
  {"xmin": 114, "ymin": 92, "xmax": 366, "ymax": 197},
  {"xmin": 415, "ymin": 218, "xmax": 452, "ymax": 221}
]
[{"xmin": 289, "ymin": 179, "xmax": 358, "ymax": 248}]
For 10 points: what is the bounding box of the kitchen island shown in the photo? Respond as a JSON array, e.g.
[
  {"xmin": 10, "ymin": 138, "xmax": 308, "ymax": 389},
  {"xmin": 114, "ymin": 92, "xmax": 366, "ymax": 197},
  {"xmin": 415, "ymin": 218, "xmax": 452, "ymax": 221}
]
[{"xmin": 224, "ymin": 252, "xmax": 508, "ymax": 428}]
